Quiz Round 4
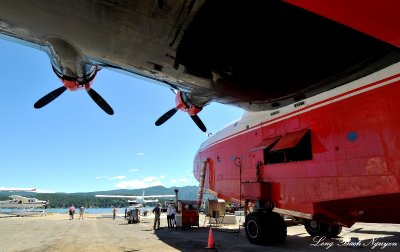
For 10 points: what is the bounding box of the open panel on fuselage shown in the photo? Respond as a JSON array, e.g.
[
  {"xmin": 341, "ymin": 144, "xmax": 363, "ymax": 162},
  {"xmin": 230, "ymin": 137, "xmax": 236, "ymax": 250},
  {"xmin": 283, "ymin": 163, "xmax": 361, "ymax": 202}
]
[{"xmin": 264, "ymin": 129, "xmax": 312, "ymax": 164}]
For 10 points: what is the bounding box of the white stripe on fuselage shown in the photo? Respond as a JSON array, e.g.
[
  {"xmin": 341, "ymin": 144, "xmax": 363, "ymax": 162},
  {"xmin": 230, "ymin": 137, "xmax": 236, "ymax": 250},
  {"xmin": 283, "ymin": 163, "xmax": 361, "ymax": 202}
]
[{"xmin": 200, "ymin": 62, "xmax": 400, "ymax": 151}]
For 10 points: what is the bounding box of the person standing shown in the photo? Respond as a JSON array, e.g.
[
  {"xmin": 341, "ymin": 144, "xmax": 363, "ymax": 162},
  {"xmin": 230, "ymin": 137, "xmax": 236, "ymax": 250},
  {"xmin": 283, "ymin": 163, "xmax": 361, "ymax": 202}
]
[
  {"xmin": 69, "ymin": 205, "xmax": 75, "ymax": 220},
  {"xmin": 113, "ymin": 207, "xmax": 118, "ymax": 220},
  {"xmin": 171, "ymin": 204, "xmax": 176, "ymax": 228},
  {"xmin": 41, "ymin": 203, "xmax": 47, "ymax": 217},
  {"xmin": 167, "ymin": 204, "xmax": 173, "ymax": 228},
  {"xmin": 79, "ymin": 206, "xmax": 85, "ymax": 220},
  {"xmin": 152, "ymin": 203, "xmax": 161, "ymax": 230}
]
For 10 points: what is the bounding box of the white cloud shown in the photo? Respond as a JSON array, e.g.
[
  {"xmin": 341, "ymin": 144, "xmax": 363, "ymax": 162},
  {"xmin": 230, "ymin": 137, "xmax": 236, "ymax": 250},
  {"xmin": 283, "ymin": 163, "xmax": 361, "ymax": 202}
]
[
  {"xmin": 109, "ymin": 176, "xmax": 126, "ymax": 180},
  {"xmin": 137, "ymin": 152, "xmax": 145, "ymax": 156},
  {"xmin": 143, "ymin": 176, "xmax": 159, "ymax": 182},
  {"xmin": 36, "ymin": 189, "xmax": 56, "ymax": 193},
  {"xmin": 160, "ymin": 175, "xmax": 165, "ymax": 179},
  {"xmin": 115, "ymin": 176, "xmax": 162, "ymax": 189},
  {"xmin": 169, "ymin": 177, "xmax": 193, "ymax": 186},
  {"xmin": 130, "ymin": 168, "xmax": 139, "ymax": 172}
]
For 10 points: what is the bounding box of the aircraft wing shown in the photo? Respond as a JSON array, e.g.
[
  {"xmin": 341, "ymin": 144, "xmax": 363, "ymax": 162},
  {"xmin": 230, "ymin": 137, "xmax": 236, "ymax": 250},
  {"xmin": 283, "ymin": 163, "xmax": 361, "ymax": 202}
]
[
  {"xmin": 95, "ymin": 195, "xmax": 140, "ymax": 199},
  {"xmin": 142, "ymin": 199, "xmax": 158, "ymax": 203},
  {"xmin": 0, "ymin": 0, "xmax": 399, "ymax": 125},
  {"xmin": 142, "ymin": 195, "xmax": 175, "ymax": 199},
  {"xmin": 95, "ymin": 194, "xmax": 175, "ymax": 199},
  {"xmin": 0, "ymin": 188, "xmax": 37, "ymax": 192}
]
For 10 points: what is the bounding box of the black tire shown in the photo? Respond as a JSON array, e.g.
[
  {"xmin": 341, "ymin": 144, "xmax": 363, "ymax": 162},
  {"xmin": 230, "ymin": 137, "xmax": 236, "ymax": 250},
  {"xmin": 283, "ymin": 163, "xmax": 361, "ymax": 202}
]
[
  {"xmin": 326, "ymin": 225, "xmax": 342, "ymax": 238},
  {"xmin": 245, "ymin": 212, "xmax": 287, "ymax": 245},
  {"xmin": 266, "ymin": 212, "xmax": 287, "ymax": 244},
  {"xmin": 245, "ymin": 212, "xmax": 264, "ymax": 244},
  {"xmin": 304, "ymin": 220, "xmax": 329, "ymax": 237}
]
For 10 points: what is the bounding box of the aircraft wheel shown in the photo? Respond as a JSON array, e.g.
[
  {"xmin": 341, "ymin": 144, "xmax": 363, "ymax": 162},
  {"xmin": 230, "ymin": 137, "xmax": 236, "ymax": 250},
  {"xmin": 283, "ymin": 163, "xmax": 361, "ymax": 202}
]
[
  {"xmin": 326, "ymin": 225, "xmax": 342, "ymax": 237},
  {"xmin": 265, "ymin": 212, "xmax": 287, "ymax": 244},
  {"xmin": 245, "ymin": 212, "xmax": 264, "ymax": 244},
  {"xmin": 304, "ymin": 220, "xmax": 329, "ymax": 237},
  {"xmin": 245, "ymin": 212, "xmax": 287, "ymax": 245}
]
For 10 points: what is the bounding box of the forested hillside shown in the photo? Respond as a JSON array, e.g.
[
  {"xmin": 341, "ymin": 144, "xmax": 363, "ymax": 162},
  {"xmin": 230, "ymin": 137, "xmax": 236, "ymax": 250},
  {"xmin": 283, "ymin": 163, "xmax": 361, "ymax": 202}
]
[{"xmin": 0, "ymin": 185, "xmax": 198, "ymax": 208}]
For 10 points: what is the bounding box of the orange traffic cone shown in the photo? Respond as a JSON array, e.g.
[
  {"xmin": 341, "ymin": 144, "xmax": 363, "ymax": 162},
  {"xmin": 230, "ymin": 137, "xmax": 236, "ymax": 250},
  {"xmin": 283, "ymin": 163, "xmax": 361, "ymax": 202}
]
[{"xmin": 205, "ymin": 227, "xmax": 215, "ymax": 249}]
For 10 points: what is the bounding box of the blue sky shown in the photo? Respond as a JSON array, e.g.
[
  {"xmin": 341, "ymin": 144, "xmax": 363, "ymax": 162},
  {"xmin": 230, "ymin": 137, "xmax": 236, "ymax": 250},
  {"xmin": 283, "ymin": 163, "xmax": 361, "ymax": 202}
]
[{"xmin": 0, "ymin": 39, "xmax": 244, "ymax": 193}]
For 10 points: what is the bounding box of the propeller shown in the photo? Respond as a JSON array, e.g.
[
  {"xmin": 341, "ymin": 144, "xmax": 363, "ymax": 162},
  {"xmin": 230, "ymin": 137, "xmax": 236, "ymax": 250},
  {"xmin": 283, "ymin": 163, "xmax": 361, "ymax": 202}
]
[
  {"xmin": 155, "ymin": 91, "xmax": 207, "ymax": 132},
  {"xmin": 190, "ymin": 114, "xmax": 207, "ymax": 132},
  {"xmin": 34, "ymin": 67, "xmax": 113, "ymax": 115},
  {"xmin": 34, "ymin": 86, "xmax": 67, "ymax": 109},
  {"xmin": 86, "ymin": 88, "xmax": 114, "ymax": 115},
  {"xmin": 155, "ymin": 107, "xmax": 178, "ymax": 126}
]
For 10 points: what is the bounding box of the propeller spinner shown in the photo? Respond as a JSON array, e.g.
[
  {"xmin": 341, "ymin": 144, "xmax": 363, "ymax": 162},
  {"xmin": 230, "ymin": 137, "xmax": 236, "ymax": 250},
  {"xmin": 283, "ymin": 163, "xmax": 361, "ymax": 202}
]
[
  {"xmin": 155, "ymin": 91, "xmax": 207, "ymax": 132},
  {"xmin": 34, "ymin": 67, "xmax": 114, "ymax": 115}
]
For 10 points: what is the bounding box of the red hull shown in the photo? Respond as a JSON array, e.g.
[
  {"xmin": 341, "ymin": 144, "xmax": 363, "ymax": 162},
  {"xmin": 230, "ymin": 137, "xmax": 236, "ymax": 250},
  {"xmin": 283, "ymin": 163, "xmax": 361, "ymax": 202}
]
[{"xmin": 194, "ymin": 68, "xmax": 400, "ymax": 227}]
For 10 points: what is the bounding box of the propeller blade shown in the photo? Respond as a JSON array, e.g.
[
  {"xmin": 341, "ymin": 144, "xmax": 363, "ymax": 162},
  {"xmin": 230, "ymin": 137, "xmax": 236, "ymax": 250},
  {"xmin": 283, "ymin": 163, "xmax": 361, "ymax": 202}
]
[
  {"xmin": 190, "ymin": 115, "xmax": 207, "ymax": 132},
  {"xmin": 86, "ymin": 88, "xmax": 114, "ymax": 115},
  {"xmin": 34, "ymin": 86, "xmax": 67, "ymax": 109},
  {"xmin": 155, "ymin": 108, "xmax": 178, "ymax": 126}
]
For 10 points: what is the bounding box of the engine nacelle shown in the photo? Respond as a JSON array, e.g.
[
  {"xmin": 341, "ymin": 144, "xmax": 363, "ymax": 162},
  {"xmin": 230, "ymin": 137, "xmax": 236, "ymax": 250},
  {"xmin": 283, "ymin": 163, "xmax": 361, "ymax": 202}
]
[{"xmin": 175, "ymin": 91, "xmax": 202, "ymax": 116}]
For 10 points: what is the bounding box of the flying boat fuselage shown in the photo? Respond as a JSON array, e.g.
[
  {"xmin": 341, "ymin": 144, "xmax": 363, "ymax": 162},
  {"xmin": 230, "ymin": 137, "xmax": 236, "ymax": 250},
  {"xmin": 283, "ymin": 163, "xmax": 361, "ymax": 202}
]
[{"xmin": 194, "ymin": 62, "xmax": 400, "ymax": 227}]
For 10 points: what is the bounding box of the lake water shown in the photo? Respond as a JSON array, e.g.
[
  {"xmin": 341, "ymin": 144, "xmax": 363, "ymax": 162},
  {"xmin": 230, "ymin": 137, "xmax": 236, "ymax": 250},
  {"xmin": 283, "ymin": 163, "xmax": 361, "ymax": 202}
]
[{"xmin": 46, "ymin": 207, "xmax": 153, "ymax": 214}]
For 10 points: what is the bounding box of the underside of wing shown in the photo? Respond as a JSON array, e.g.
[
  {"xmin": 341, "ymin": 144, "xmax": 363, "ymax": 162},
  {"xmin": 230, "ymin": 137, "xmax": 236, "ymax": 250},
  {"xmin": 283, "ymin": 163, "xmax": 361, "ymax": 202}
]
[{"xmin": 0, "ymin": 0, "xmax": 399, "ymax": 112}]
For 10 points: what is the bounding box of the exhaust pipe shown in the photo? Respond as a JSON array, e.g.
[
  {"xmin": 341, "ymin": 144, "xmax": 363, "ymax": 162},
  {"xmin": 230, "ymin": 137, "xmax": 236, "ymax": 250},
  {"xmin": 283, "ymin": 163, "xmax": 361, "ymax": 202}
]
[{"xmin": 174, "ymin": 189, "xmax": 179, "ymax": 207}]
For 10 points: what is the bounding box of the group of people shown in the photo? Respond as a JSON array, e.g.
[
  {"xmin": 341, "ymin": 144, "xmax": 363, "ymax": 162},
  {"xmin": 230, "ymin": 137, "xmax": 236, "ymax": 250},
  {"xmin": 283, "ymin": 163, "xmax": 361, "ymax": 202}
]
[
  {"xmin": 167, "ymin": 204, "xmax": 176, "ymax": 228},
  {"xmin": 152, "ymin": 203, "xmax": 176, "ymax": 230},
  {"xmin": 69, "ymin": 205, "xmax": 85, "ymax": 220},
  {"xmin": 67, "ymin": 203, "xmax": 176, "ymax": 228},
  {"xmin": 69, "ymin": 205, "xmax": 117, "ymax": 220}
]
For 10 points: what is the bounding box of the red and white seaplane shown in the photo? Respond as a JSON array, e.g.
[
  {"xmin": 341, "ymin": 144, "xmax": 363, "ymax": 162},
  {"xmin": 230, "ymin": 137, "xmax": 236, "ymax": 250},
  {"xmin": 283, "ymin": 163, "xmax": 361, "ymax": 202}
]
[
  {"xmin": 0, "ymin": 195, "xmax": 48, "ymax": 209},
  {"xmin": 0, "ymin": 0, "xmax": 399, "ymax": 245},
  {"xmin": 95, "ymin": 192, "xmax": 175, "ymax": 208}
]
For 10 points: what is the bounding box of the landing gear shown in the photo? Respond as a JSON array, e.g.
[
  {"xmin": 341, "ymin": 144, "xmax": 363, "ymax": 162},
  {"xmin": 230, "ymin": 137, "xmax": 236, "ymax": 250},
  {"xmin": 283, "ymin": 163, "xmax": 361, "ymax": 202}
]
[
  {"xmin": 245, "ymin": 211, "xmax": 287, "ymax": 245},
  {"xmin": 327, "ymin": 225, "xmax": 343, "ymax": 237},
  {"xmin": 304, "ymin": 220, "xmax": 342, "ymax": 237},
  {"xmin": 245, "ymin": 212, "xmax": 263, "ymax": 244}
]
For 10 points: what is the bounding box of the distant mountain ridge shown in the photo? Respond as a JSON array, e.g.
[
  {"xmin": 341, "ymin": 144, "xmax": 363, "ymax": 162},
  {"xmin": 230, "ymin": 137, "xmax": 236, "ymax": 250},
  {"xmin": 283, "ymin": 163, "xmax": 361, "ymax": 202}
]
[
  {"xmin": 0, "ymin": 185, "xmax": 199, "ymax": 208},
  {"xmin": 0, "ymin": 185, "xmax": 198, "ymax": 200},
  {"xmin": 74, "ymin": 185, "xmax": 198, "ymax": 200}
]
